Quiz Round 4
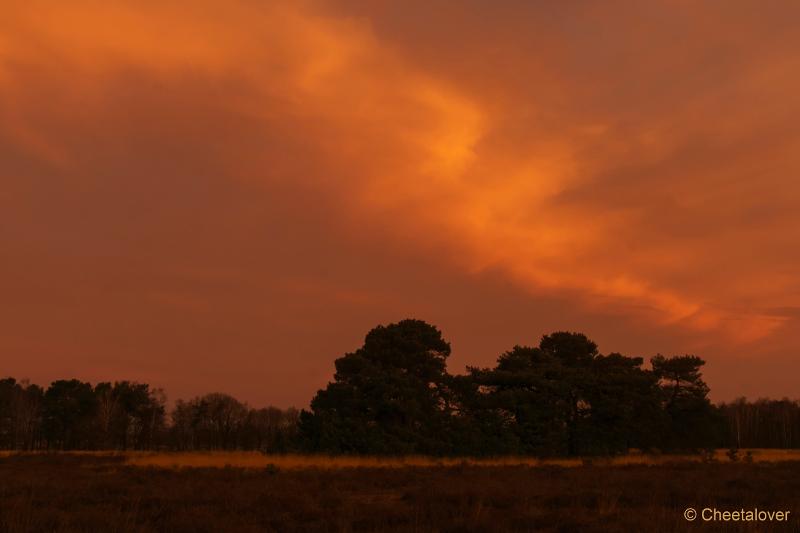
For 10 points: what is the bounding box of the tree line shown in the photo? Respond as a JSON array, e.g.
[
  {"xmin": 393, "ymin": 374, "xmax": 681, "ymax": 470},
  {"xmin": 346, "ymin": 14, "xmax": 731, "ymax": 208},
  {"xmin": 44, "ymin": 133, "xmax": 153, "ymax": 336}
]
[
  {"xmin": 718, "ymin": 398, "xmax": 800, "ymax": 449},
  {"xmin": 0, "ymin": 379, "xmax": 297, "ymax": 452},
  {"xmin": 1, "ymin": 319, "xmax": 797, "ymax": 454}
]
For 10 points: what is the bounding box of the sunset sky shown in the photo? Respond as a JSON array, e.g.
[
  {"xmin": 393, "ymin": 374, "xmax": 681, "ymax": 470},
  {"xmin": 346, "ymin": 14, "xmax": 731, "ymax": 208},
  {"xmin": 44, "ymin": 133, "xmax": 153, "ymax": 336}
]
[{"xmin": 2, "ymin": 1, "xmax": 799, "ymax": 406}]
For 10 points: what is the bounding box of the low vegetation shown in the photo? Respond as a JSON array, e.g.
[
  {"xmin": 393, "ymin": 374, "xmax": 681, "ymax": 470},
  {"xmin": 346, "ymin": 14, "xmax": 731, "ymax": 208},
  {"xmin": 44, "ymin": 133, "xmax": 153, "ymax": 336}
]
[{"xmin": 1, "ymin": 452, "xmax": 799, "ymax": 532}]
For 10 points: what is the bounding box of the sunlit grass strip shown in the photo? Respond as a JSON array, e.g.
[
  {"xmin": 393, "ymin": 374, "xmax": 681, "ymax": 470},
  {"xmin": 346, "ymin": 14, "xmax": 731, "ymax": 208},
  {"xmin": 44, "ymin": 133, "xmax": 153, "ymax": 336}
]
[
  {"xmin": 122, "ymin": 449, "xmax": 800, "ymax": 469},
  {"xmin": 3, "ymin": 449, "xmax": 799, "ymax": 467}
]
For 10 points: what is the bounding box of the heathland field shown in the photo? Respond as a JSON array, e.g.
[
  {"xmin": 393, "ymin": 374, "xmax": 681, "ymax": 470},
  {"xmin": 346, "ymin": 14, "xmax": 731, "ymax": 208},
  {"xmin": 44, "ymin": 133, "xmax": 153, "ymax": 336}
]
[{"xmin": 1, "ymin": 451, "xmax": 799, "ymax": 532}]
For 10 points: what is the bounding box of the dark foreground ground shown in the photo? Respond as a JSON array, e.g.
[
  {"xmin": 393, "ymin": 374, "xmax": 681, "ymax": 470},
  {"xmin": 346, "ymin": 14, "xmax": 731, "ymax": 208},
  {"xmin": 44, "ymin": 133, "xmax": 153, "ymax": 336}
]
[{"xmin": 1, "ymin": 454, "xmax": 799, "ymax": 532}]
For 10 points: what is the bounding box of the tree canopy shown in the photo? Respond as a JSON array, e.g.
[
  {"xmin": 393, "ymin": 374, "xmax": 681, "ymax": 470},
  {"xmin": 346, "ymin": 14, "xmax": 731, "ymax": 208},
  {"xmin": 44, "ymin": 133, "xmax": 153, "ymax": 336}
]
[
  {"xmin": 299, "ymin": 319, "xmax": 457, "ymax": 454},
  {"xmin": 299, "ymin": 321, "xmax": 721, "ymax": 456}
]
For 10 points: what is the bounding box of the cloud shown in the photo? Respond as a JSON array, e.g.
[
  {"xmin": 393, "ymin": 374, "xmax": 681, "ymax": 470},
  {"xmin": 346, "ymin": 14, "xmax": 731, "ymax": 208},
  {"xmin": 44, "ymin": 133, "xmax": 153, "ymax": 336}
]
[
  {"xmin": 4, "ymin": 0, "xmax": 800, "ymax": 342},
  {"xmin": 2, "ymin": 1, "xmax": 800, "ymax": 403}
]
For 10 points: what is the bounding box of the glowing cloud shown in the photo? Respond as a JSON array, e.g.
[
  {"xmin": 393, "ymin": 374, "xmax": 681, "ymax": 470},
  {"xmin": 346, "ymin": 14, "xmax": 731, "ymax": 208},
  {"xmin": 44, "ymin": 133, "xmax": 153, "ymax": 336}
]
[
  {"xmin": 2, "ymin": 1, "xmax": 795, "ymax": 346},
  {"xmin": 3, "ymin": 1, "xmax": 800, "ymax": 406}
]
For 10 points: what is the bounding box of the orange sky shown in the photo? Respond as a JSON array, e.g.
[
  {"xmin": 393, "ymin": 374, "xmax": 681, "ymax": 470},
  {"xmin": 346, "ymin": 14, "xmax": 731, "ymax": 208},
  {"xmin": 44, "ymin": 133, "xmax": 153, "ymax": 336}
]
[{"xmin": 2, "ymin": 1, "xmax": 799, "ymax": 406}]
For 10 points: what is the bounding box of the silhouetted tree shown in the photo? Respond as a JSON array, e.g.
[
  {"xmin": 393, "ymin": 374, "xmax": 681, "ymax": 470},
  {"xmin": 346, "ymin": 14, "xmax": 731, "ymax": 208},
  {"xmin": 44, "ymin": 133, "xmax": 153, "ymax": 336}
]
[
  {"xmin": 468, "ymin": 345, "xmax": 571, "ymax": 455},
  {"xmin": 299, "ymin": 319, "xmax": 457, "ymax": 454},
  {"xmin": 42, "ymin": 379, "xmax": 98, "ymax": 449},
  {"xmin": 169, "ymin": 393, "xmax": 297, "ymax": 451},
  {"xmin": 582, "ymin": 353, "xmax": 663, "ymax": 454},
  {"xmin": 469, "ymin": 333, "xmax": 662, "ymax": 456},
  {"xmin": 719, "ymin": 398, "xmax": 800, "ymax": 449},
  {"xmin": 170, "ymin": 393, "xmax": 247, "ymax": 450},
  {"xmin": 94, "ymin": 381, "xmax": 165, "ymax": 450},
  {"xmin": 0, "ymin": 378, "xmax": 43, "ymax": 450},
  {"xmin": 651, "ymin": 354, "xmax": 722, "ymax": 451},
  {"xmin": 241, "ymin": 406, "xmax": 300, "ymax": 452}
]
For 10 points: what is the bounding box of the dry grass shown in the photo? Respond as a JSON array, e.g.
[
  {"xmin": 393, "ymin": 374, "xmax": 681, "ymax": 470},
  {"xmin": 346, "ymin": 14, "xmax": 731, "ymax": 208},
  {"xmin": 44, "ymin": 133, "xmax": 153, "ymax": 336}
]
[
  {"xmin": 3, "ymin": 449, "xmax": 798, "ymax": 469},
  {"xmin": 2, "ymin": 452, "xmax": 800, "ymax": 532},
  {"xmin": 119, "ymin": 448, "xmax": 800, "ymax": 469},
  {"xmin": 3, "ymin": 448, "xmax": 799, "ymax": 469}
]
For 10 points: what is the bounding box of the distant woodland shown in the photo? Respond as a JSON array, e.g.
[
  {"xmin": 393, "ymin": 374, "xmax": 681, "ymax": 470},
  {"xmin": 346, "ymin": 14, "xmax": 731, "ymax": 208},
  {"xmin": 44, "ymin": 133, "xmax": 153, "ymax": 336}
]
[{"xmin": 2, "ymin": 320, "xmax": 799, "ymax": 454}]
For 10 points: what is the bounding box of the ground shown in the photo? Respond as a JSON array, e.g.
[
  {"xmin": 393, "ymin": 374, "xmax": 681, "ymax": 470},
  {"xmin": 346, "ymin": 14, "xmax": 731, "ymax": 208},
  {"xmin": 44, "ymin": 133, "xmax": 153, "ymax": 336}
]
[{"xmin": 1, "ymin": 452, "xmax": 799, "ymax": 532}]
